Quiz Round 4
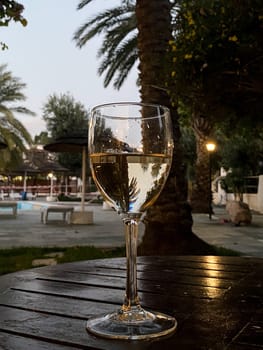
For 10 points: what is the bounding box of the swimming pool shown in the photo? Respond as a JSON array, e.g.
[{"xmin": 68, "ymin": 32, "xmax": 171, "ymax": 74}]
[{"xmin": 17, "ymin": 201, "xmax": 33, "ymax": 210}]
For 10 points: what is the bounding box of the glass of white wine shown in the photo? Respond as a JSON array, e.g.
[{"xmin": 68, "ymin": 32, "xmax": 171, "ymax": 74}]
[{"xmin": 86, "ymin": 102, "xmax": 177, "ymax": 340}]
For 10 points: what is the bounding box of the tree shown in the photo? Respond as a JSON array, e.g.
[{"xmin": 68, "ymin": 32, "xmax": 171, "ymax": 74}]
[
  {"xmin": 74, "ymin": 0, "xmax": 261, "ymax": 216},
  {"xmin": 42, "ymin": 93, "xmax": 89, "ymax": 174},
  {"xmin": 0, "ymin": 0, "xmax": 27, "ymax": 50},
  {"xmin": 134, "ymin": 0, "xmax": 214, "ymax": 255},
  {"xmin": 0, "ymin": 64, "xmax": 33, "ymax": 172},
  {"xmin": 73, "ymin": 0, "xmax": 263, "ymax": 252},
  {"xmin": 73, "ymin": 0, "xmax": 137, "ymax": 89},
  {"xmin": 73, "ymin": 0, "xmax": 214, "ymax": 254},
  {"xmin": 34, "ymin": 131, "xmax": 51, "ymax": 145},
  {"xmin": 168, "ymin": 0, "xmax": 263, "ymax": 212},
  {"xmin": 218, "ymin": 128, "xmax": 263, "ymax": 200}
]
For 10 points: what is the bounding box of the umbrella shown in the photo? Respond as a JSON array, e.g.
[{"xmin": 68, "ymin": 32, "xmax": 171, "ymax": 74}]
[
  {"xmin": 44, "ymin": 136, "xmax": 88, "ymax": 211},
  {"xmin": 8, "ymin": 154, "xmax": 69, "ymax": 196},
  {"xmin": 12, "ymin": 160, "xmax": 41, "ymax": 193}
]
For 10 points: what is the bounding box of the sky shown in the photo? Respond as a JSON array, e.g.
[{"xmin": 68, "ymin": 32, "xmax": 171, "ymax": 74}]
[{"xmin": 1, "ymin": 0, "xmax": 139, "ymax": 137}]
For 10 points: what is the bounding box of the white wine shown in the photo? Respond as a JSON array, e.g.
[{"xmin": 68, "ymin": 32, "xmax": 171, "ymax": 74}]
[
  {"xmin": 87, "ymin": 103, "xmax": 177, "ymax": 339},
  {"xmin": 90, "ymin": 153, "xmax": 172, "ymax": 214}
]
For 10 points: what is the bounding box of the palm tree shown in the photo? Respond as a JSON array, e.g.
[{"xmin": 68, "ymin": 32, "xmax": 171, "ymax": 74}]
[
  {"xmin": 135, "ymin": 0, "xmax": 213, "ymax": 255},
  {"xmin": 73, "ymin": 0, "xmax": 137, "ymax": 90},
  {"xmin": 0, "ymin": 64, "xmax": 34, "ymax": 171},
  {"xmin": 74, "ymin": 0, "xmax": 214, "ymax": 254}
]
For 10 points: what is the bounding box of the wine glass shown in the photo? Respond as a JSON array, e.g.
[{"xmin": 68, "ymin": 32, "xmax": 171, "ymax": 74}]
[{"xmin": 86, "ymin": 102, "xmax": 177, "ymax": 340}]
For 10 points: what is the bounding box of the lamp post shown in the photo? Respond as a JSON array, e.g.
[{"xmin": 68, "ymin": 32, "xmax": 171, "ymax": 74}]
[
  {"xmin": 206, "ymin": 141, "xmax": 216, "ymax": 220},
  {"xmin": 47, "ymin": 172, "xmax": 56, "ymax": 201}
]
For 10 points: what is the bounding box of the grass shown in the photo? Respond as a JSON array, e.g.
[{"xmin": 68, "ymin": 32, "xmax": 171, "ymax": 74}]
[
  {"xmin": 0, "ymin": 246, "xmax": 126, "ymax": 276},
  {"xmin": 212, "ymin": 246, "xmax": 241, "ymax": 256},
  {"xmin": 0, "ymin": 244, "xmax": 240, "ymax": 276}
]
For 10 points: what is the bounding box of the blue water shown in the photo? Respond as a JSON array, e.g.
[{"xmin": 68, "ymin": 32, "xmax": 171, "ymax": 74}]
[
  {"xmin": 17, "ymin": 202, "xmax": 33, "ymax": 210},
  {"xmin": 0, "ymin": 201, "xmax": 33, "ymax": 212}
]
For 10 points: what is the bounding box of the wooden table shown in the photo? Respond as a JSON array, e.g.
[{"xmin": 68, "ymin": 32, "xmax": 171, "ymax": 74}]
[{"xmin": 0, "ymin": 256, "xmax": 262, "ymax": 349}]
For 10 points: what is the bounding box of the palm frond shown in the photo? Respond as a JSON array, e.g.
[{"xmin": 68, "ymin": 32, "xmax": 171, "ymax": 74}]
[
  {"xmin": 74, "ymin": 6, "xmax": 135, "ymax": 47},
  {"xmin": 77, "ymin": 0, "xmax": 93, "ymax": 10},
  {"xmin": 98, "ymin": 35, "xmax": 138, "ymax": 89},
  {"xmin": 0, "ymin": 64, "xmax": 34, "ymax": 160},
  {"xmin": 73, "ymin": 2, "xmax": 137, "ymax": 89},
  {"xmin": 0, "ymin": 114, "xmax": 32, "ymax": 145},
  {"xmin": 10, "ymin": 106, "xmax": 36, "ymax": 116}
]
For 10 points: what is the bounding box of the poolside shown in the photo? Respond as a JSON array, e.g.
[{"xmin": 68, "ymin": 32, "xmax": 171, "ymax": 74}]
[{"xmin": 0, "ymin": 203, "xmax": 127, "ymax": 249}]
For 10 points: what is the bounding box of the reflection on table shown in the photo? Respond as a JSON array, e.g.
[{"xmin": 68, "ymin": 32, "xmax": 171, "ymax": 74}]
[{"xmin": 0, "ymin": 255, "xmax": 262, "ymax": 349}]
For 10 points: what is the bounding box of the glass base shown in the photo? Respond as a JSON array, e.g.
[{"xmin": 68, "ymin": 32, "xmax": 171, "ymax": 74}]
[{"xmin": 86, "ymin": 307, "xmax": 177, "ymax": 340}]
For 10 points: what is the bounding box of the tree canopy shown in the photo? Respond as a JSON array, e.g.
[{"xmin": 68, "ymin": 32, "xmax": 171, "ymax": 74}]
[
  {"xmin": 169, "ymin": 0, "xmax": 263, "ymax": 126},
  {"xmin": 0, "ymin": 0, "xmax": 27, "ymax": 50},
  {"xmin": 73, "ymin": 0, "xmax": 263, "ymax": 215},
  {"xmin": 42, "ymin": 93, "xmax": 89, "ymax": 173}
]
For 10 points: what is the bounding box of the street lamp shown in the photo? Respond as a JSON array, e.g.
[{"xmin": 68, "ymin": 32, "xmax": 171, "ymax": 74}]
[
  {"xmin": 47, "ymin": 172, "xmax": 56, "ymax": 201},
  {"xmin": 206, "ymin": 141, "xmax": 216, "ymax": 220}
]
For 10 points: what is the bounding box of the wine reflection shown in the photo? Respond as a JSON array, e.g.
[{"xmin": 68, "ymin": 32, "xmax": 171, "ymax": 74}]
[{"xmin": 90, "ymin": 154, "xmax": 171, "ymax": 215}]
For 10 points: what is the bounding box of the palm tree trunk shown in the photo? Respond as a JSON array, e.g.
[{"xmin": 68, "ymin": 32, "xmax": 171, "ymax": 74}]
[
  {"xmin": 135, "ymin": 0, "xmax": 212, "ymax": 255},
  {"xmin": 190, "ymin": 111, "xmax": 213, "ymax": 213}
]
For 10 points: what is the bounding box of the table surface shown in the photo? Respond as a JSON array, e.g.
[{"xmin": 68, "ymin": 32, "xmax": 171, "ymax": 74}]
[{"xmin": 0, "ymin": 255, "xmax": 262, "ymax": 350}]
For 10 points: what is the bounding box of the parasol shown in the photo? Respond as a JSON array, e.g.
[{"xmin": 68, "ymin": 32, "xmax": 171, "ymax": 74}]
[
  {"xmin": 10, "ymin": 153, "xmax": 69, "ymax": 194},
  {"xmin": 44, "ymin": 136, "xmax": 88, "ymax": 211}
]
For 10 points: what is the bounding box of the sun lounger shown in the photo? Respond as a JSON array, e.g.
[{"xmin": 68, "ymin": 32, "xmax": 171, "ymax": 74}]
[
  {"xmin": 0, "ymin": 201, "xmax": 17, "ymax": 217},
  {"xmin": 40, "ymin": 205, "xmax": 74, "ymax": 224},
  {"xmin": 9, "ymin": 192, "xmax": 21, "ymax": 200}
]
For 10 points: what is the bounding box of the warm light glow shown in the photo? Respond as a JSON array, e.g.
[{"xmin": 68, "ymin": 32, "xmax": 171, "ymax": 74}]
[
  {"xmin": 206, "ymin": 141, "xmax": 216, "ymax": 152},
  {"xmin": 202, "ymin": 256, "xmax": 223, "ymax": 298}
]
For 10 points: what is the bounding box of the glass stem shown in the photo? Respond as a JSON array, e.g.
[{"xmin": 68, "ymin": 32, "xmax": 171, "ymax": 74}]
[{"xmin": 122, "ymin": 218, "xmax": 140, "ymax": 311}]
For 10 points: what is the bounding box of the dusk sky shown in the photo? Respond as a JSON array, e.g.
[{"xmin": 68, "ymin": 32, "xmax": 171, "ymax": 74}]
[{"xmin": 1, "ymin": 0, "xmax": 139, "ymax": 137}]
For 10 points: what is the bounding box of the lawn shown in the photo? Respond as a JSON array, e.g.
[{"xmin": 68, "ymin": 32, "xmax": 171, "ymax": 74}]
[
  {"xmin": 0, "ymin": 244, "xmax": 240, "ymax": 276},
  {"xmin": 0, "ymin": 246, "xmax": 126, "ymax": 275}
]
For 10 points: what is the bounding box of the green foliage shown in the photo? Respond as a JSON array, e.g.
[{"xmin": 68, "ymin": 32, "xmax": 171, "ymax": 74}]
[
  {"xmin": 212, "ymin": 245, "xmax": 240, "ymax": 257},
  {"xmin": 42, "ymin": 93, "xmax": 89, "ymax": 173},
  {"xmin": 219, "ymin": 132, "xmax": 263, "ymax": 175},
  {"xmin": 0, "ymin": 244, "xmax": 241, "ymax": 276},
  {"xmin": 34, "ymin": 131, "xmax": 51, "ymax": 145},
  {"xmin": 56, "ymin": 246, "xmax": 125, "ymax": 264},
  {"xmin": 218, "ymin": 130, "xmax": 263, "ymax": 199},
  {"xmin": 74, "ymin": 0, "xmax": 137, "ymax": 89},
  {"xmin": 0, "ymin": 0, "xmax": 27, "ymax": 50},
  {"xmin": 0, "ymin": 246, "xmax": 125, "ymax": 275},
  {"xmin": 0, "ymin": 247, "xmax": 60, "ymax": 275},
  {"xmin": 72, "ymin": 1, "xmax": 263, "ymax": 202},
  {"xmin": 221, "ymin": 170, "xmax": 246, "ymax": 199},
  {"xmin": 170, "ymin": 0, "xmax": 263, "ymax": 78},
  {"xmin": 0, "ymin": 64, "xmax": 34, "ymax": 172},
  {"xmin": 42, "ymin": 93, "xmax": 88, "ymax": 138},
  {"xmin": 168, "ymin": 0, "xmax": 263, "ymax": 125}
]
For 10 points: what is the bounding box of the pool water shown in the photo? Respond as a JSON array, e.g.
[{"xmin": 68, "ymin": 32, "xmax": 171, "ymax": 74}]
[{"xmin": 17, "ymin": 202, "xmax": 33, "ymax": 210}]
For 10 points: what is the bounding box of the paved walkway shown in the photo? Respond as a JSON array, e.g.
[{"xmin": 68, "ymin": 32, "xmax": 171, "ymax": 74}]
[
  {"xmin": 0, "ymin": 201, "xmax": 262, "ymax": 258},
  {"xmin": 192, "ymin": 206, "xmax": 263, "ymax": 257},
  {"xmin": 0, "ymin": 202, "xmax": 127, "ymax": 249}
]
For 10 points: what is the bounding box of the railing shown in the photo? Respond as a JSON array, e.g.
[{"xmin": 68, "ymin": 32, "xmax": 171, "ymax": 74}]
[{"xmin": 0, "ymin": 184, "xmax": 98, "ymax": 198}]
